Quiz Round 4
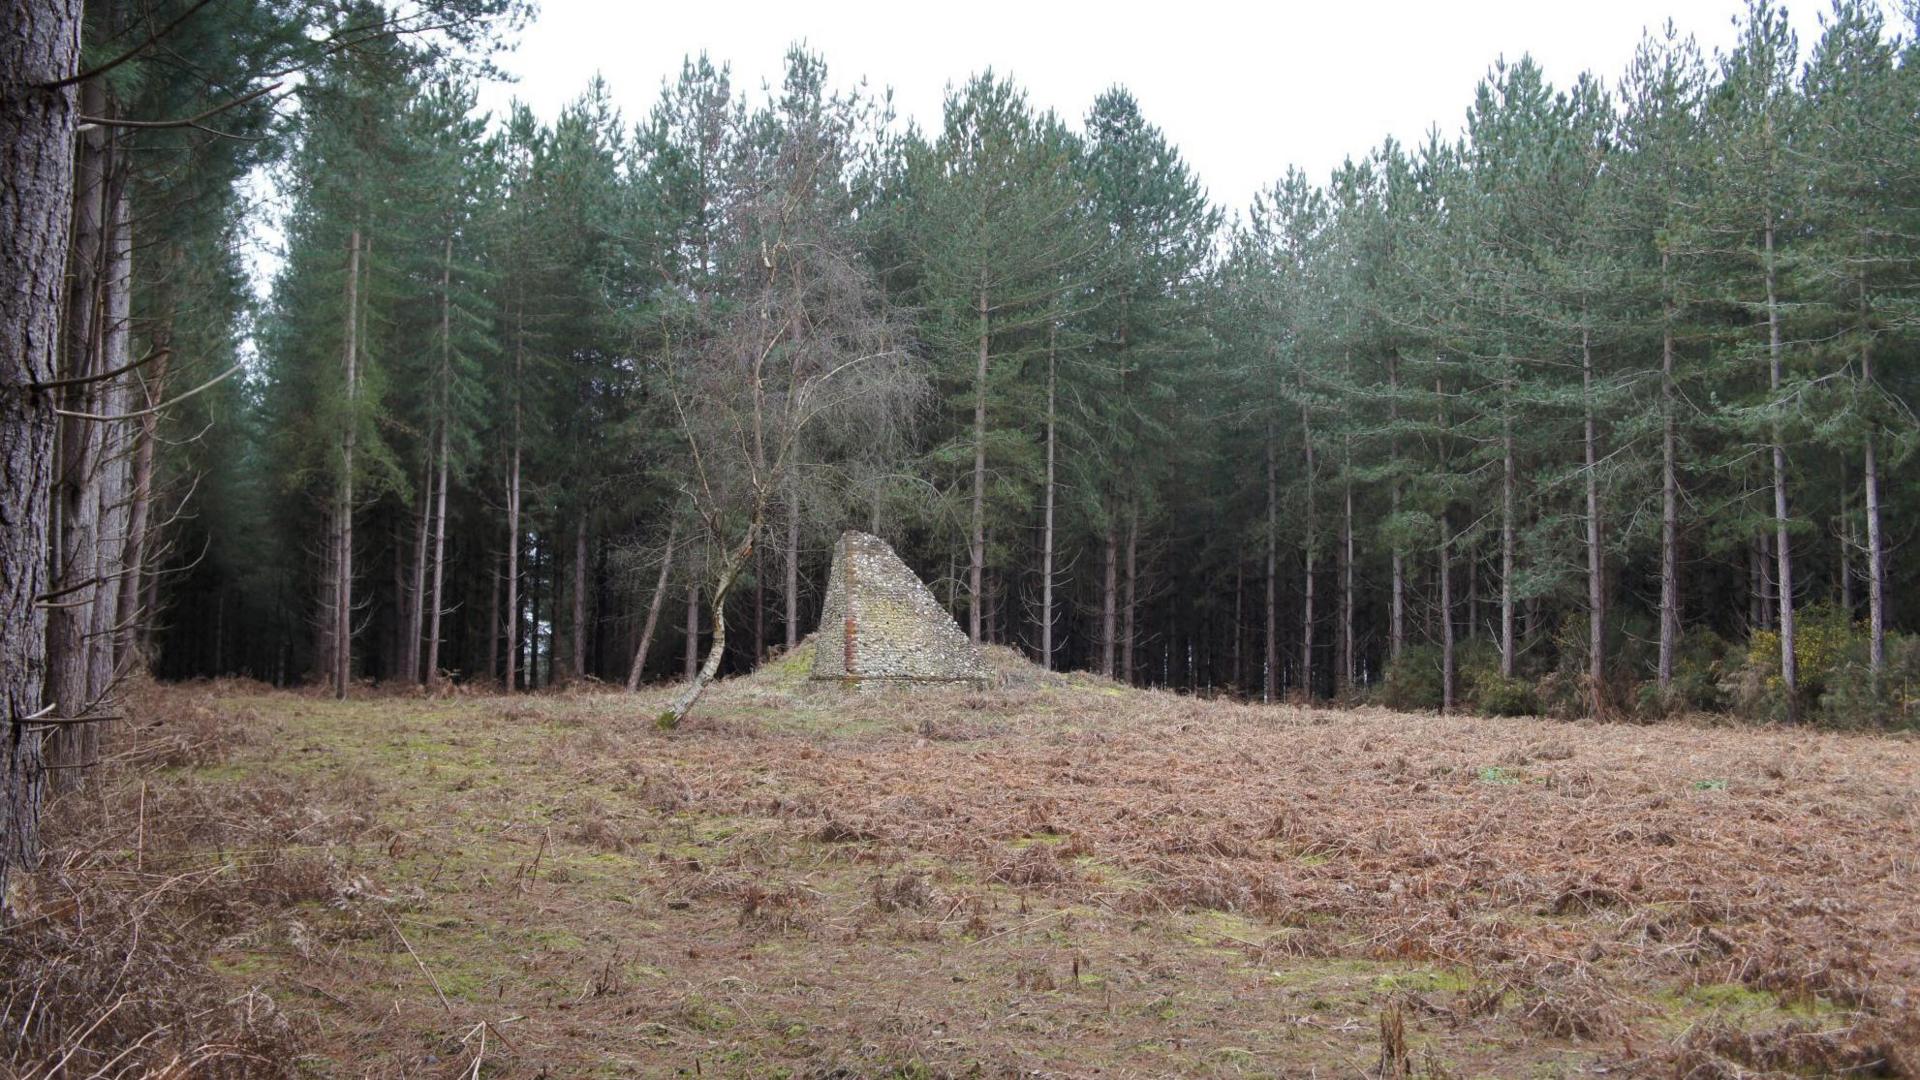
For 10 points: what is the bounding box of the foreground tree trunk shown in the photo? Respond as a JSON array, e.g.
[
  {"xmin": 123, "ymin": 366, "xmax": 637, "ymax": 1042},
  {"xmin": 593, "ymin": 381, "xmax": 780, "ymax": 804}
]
[{"xmin": 3, "ymin": 0, "xmax": 82, "ymax": 898}]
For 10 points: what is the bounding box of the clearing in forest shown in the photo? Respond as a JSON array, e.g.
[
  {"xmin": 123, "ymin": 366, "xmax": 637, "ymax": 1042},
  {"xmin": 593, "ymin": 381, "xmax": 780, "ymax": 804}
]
[{"xmin": 9, "ymin": 651, "xmax": 1919, "ymax": 1077}]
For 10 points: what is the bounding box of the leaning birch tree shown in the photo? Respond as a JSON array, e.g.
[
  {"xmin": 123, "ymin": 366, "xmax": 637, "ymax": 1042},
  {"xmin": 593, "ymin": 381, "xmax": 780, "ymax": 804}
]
[{"xmin": 654, "ymin": 52, "xmax": 922, "ymax": 726}]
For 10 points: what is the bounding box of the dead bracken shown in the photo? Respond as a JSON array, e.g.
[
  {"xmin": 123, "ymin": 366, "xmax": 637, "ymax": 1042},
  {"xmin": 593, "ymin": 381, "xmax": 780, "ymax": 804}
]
[{"xmin": 6, "ymin": 665, "xmax": 1918, "ymax": 1077}]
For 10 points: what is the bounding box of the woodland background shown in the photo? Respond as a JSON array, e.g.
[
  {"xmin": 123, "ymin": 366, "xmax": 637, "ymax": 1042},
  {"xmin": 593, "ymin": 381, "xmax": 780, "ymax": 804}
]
[{"xmin": 5, "ymin": 0, "xmax": 1920, "ymax": 866}]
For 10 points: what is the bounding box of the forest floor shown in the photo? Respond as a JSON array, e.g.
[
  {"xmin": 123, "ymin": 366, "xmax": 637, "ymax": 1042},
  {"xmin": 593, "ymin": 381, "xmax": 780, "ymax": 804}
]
[{"xmin": 10, "ymin": 648, "xmax": 1920, "ymax": 1078}]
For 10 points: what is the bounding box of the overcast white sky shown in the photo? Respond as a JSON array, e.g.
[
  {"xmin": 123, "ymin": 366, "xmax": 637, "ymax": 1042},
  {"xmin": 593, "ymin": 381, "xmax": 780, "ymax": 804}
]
[{"xmin": 474, "ymin": 0, "xmax": 1833, "ymax": 213}]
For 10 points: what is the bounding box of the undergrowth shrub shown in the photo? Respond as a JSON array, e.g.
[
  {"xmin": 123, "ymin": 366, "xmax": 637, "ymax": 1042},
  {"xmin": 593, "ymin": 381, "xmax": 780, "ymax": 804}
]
[
  {"xmin": 1476, "ymin": 673, "xmax": 1539, "ymax": 717},
  {"xmin": 1634, "ymin": 631, "xmax": 1733, "ymax": 719},
  {"xmin": 1379, "ymin": 640, "xmax": 1546, "ymax": 716},
  {"xmin": 1379, "ymin": 643, "xmax": 1447, "ymax": 712},
  {"xmin": 1736, "ymin": 604, "xmax": 1877, "ymax": 723},
  {"xmin": 1817, "ymin": 633, "xmax": 1920, "ymax": 730}
]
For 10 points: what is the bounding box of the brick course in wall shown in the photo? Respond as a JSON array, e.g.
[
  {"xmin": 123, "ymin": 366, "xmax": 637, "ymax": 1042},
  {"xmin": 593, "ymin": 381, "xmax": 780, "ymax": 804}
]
[{"xmin": 811, "ymin": 530, "xmax": 990, "ymax": 688}]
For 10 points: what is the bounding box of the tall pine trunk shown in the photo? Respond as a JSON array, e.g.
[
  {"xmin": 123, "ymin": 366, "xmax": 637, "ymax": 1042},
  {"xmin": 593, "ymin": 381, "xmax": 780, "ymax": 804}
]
[
  {"xmin": 1122, "ymin": 509, "xmax": 1139, "ymax": 685},
  {"xmin": 47, "ymin": 76, "xmax": 108, "ymax": 771},
  {"xmin": 572, "ymin": 520, "xmax": 588, "ymax": 681},
  {"xmin": 1, "ymin": 0, "xmax": 82, "ymax": 898},
  {"xmin": 1439, "ymin": 514, "xmax": 1456, "ymax": 715},
  {"xmin": 1499, "ymin": 419, "xmax": 1516, "ymax": 679},
  {"xmin": 1264, "ymin": 422, "xmax": 1278, "ymax": 702},
  {"xmin": 119, "ymin": 324, "xmax": 168, "ymax": 669},
  {"xmin": 1658, "ymin": 250, "xmax": 1680, "ymax": 692},
  {"xmin": 1100, "ymin": 525, "xmax": 1116, "ymax": 678},
  {"xmin": 87, "ymin": 172, "xmax": 131, "ymax": 719},
  {"xmin": 1388, "ymin": 358, "xmax": 1404, "ymax": 664},
  {"xmin": 1582, "ymin": 325, "xmax": 1606, "ymax": 716},
  {"xmin": 784, "ymin": 483, "xmax": 800, "ymax": 649},
  {"xmin": 1341, "ymin": 478, "xmax": 1354, "ymax": 693},
  {"xmin": 1300, "ymin": 403, "xmax": 1316, "ymax": 701},
  {"xmin": 504, "ymin": 344, "xmax": 522, "ymax": 693},
  {"xmin": 1040, "ymin": 323, "xmax": 1057, "ymax": 670},
  {"xmin": 1860, "ymin": 280, "xmax": 1886, "ymax": 675},
  {"xmin": 426, "ymin": 425, "xmax": 449, "ymax": 685},
  {"xmin": 333, "ymin": 227, "xmax": 362, "ymax": 699},
  {"xmin": 968, "ymin": 283, "xmax": 988, "ymax": 643},
  {"xmin": 406, "ymin": 455, "xmax": 430, "ymax": 683},
  {"xmin": 1765, "ymin": 216, "xmax": 1797, "ymax": 718},
  {"xmin": 1436, "ymin": 377, "xmax": 1454, "ymax": 713}
]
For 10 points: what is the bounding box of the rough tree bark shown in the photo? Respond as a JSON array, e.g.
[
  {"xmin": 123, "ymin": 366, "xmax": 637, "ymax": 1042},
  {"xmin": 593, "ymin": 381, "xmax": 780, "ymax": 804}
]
[{"xmin": 2, "ymin": 0, "xmax": 82, "ymax": 901}]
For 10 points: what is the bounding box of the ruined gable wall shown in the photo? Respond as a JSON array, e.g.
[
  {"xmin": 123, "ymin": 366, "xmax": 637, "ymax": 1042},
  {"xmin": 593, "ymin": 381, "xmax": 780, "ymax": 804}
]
[{"xmin": 811, "ymin": 531, "xmax": 988, "ymax": 684}]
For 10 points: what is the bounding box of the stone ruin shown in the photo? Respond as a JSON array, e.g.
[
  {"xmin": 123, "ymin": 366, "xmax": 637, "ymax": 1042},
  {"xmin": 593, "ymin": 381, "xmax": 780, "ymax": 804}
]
[{"xmin": 811, "ymin": 530, "xmax": 990, "ymax": 688}]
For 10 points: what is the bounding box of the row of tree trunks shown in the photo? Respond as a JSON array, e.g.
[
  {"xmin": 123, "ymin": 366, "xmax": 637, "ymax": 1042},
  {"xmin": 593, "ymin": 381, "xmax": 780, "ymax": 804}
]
[{"xmin": 47, "ymin": 76, "xmax": 112, "ymax": 775}]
